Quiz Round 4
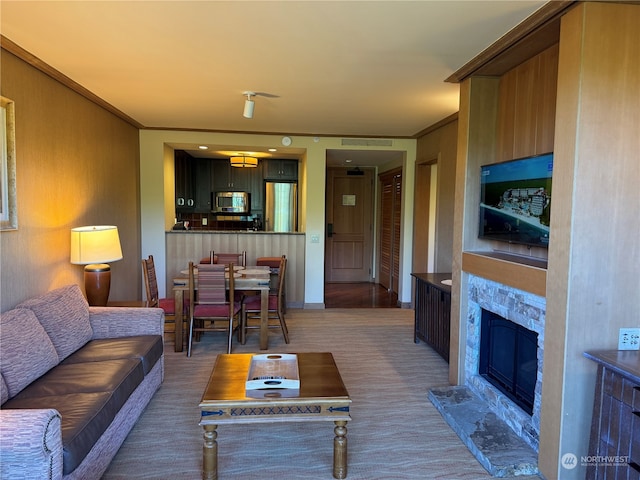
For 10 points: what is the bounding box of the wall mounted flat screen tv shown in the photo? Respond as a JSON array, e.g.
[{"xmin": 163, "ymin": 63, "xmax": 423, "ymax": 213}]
[{"xmin": 479, "ymin": 152, "xmax": 553, "ymax": 248}]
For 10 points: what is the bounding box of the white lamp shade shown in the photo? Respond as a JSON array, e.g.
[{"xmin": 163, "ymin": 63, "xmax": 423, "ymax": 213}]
[
  {"xmin": 243, "ymin": 99, "xmax": 254, "ymax": 118},
  {"xmin": 70, "ymin": 225, "xmax": 123, "ymax": 265}
]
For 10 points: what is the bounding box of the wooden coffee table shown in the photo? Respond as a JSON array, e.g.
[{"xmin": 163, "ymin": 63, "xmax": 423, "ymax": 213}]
[{"xmin": 199, "ymin": 353, "xmax": 352, "ymax": 480}]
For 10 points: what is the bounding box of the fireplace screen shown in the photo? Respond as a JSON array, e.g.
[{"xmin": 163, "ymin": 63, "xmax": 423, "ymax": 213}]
[{"xmin": 479, "ymin": 310, "xmax": 538, "ymax": 415}]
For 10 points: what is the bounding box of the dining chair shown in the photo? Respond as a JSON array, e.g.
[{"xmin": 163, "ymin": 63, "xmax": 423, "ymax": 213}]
[
  {"xmin": 199, "ymin": 251, "xmax": 247, "ymax": 267},
  {"xmin": 240, "ymin": 255, "xmax": 289, "ymax": 345},
  {"xmin": 256, "ymin": 256, "xmax": 287, "ymax": 313},
  {"xmin": 142, "ymin": 255, "xmax": 188, "ymax": 340},
  {"xmin": 187, "ymin": 261, "xmax": 241, "ymax": 357}
]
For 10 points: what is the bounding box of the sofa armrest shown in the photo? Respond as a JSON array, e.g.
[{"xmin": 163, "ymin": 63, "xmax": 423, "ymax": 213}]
[
  {"xmin": 89, "ymin": 307, "xmax": 164, "ymax": 339},
  {"xmin": 0, "ymin": 409, "xmax": 63, "ymax": 480}
]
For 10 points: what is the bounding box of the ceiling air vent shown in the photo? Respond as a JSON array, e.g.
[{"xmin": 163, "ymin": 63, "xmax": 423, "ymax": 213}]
[{"xmin": 341, "ymin": 138, "xmax": 393, "ymax": 147}]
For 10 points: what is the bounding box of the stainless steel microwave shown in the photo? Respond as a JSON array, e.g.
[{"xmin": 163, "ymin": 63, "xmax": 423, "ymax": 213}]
[{"xmin": 213, "ymin": 191, "xmax": 250, "ymax": 213}]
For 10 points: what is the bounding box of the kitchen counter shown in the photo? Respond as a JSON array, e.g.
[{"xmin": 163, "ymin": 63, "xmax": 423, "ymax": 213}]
[
  {"xmin": 165, "ymin": 231, "xmax": 305, "ymax": 308},
  {"xmin": 167, "ymin": 230, "xmax": 304, "ymax": 234}
]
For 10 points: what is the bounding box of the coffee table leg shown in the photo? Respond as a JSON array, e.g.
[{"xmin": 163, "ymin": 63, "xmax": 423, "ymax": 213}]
[
  {"xmin": 202, "ymin": 424, "xmax": 218, "ymax": 480},
  {"xmin": 333, "ymin": 420, "xmax": 348, "ymax": 479}
]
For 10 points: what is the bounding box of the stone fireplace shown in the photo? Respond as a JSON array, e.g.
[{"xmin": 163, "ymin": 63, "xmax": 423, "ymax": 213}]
[
  {"xmin": 429, "ymin": 273, "xmax": 545, "ymax": 476},
  {"xmin": 465, "ymin": 274, "xmax": 545, "ymax": 451}
]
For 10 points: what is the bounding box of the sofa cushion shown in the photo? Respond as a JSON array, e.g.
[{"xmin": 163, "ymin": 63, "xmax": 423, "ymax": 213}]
[
  {"xmin": 62, "ymin": 335, "xmax": 163, "ymax": 375},
  {"xmin": 0, "ymin": 374, "xmax": 8, "ymax": 405},
  {"xmin": 18, "ymin": 284, "xmax": 92, "ymax": 362},
  {"xmin": 3, "ymin": 358, "xmax": 144, "ymax": 475},
  {"xmin": 0, "ymin": 308, "xmax": 59, "ymax": 400}
]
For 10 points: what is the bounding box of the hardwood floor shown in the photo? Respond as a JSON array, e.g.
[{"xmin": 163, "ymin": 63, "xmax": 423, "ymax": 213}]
[{"xmin": 324, "ymin": 282, "xmax": 399, "ymax": 308}]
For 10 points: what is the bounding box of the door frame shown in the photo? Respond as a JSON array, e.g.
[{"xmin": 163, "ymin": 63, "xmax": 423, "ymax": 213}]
[{"xmin": 324, "ymin": 167, "xmax": 375, "ymax": 283}]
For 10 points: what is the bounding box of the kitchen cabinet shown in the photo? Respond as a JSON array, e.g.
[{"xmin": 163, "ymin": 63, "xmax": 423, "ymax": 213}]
[
  {"xmin": 212, "ymin": 160, "xmax": 251, "ymax": 192},
  {"xmin": 193, "ymin": 159, "xmax": 211, "ymax": 212},
  {"xmin": 249, "ymin": 161, "xmax": 264, "ymax": 212},
  {"xmin": 175, "ymin": 152, "xmax": 211, "ymax": 213},
  {"xmin": 175, "ymin": 150, "xmax": 194, "ymax": 213},
  {"xmin": 264, "ymin": 159, "xmax": 298, "ymax": 181}
]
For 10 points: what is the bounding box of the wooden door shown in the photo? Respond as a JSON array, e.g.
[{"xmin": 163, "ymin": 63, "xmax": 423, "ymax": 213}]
[
  {"xmin": 379, "ymin": 169, "xmax": 402, "ymax": 293},
  {"xmin": 325, "ymin": 168, "xmax": 374, "ymax": 282}
]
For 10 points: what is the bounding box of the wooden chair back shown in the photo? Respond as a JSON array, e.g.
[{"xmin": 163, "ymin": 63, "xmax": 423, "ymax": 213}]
[
  {"xmin": 200, "ymin": 251, "xmax": 247, "ymax": 267},
  {"xmin": 188, "ymin": 261, "xmax": 238, "ymax": 356},
  {"xmin": 193, "ymin": 263, "xmax": 227, "ymax": 304},
  {"xmin": 240, "ymin": 254, "xmax": 289, "ymax": 345},
  {"xmin": 276, "ymin": 255, "xmax": 287, "ymax": 314},
  {"xmin": 214, "ymin": 251, "xmax": 247, "ymax": 267},
  {"xmin": 142, "ymin": 255, "xmax": 160, "ymax": 308}
]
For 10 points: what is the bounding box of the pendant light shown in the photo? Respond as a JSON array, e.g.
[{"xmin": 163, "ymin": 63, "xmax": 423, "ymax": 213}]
[{"xmin": 230, "ymin": 154, "xmax": 258, "ymax": 168}]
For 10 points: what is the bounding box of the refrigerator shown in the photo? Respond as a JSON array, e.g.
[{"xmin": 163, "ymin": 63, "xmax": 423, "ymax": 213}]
[{"xmin": 264, "ymin": 181, "xmax": 298, "ymax": 232}]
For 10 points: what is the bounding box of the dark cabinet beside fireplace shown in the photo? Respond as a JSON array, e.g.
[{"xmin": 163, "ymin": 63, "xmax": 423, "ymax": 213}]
[
  {"xmin": 584, "ymin": 350, "xmax": 640, "ymax": 479},
  {"xmin": 412, "ymin": 273, "xmax": 451, "ymax": 362}
]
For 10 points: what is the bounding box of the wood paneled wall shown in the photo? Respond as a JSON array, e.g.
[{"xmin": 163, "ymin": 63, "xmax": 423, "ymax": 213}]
[
  {"xmin": 452, "ymin": 4, "xmax": 640, "ymax": 479},
  {"xmin": 165, "ymin": 232, "xmax": 306, "ymax": 307},
  {"xmin": 539, "ymin": 4, "xmax": 640, "ymax": 478},
  {"xmin": 0, "ymin": 50, "xmax": 141, "ymax": 311},
  {"xmin": 496, "ymin": 44, "xmax": 559, "ymax": 161},
  {"xmin": 413, "ymin": 115, "xmax": 458, "ymax": 275}
]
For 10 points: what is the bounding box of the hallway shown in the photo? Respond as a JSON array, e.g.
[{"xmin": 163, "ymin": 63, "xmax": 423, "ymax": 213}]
[{"xmin": 324, "ymin": 282, "xmax": 399, "ymax": 308}]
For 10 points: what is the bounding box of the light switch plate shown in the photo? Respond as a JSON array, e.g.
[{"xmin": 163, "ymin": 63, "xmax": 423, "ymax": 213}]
[{"xmin": 618, "ymin": 328, "xmax": 640, "ymax": 350}]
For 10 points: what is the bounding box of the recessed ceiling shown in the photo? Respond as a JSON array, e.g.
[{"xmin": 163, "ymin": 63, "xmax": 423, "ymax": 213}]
[{"xmin": 1, "ymin": 0, "xmax": 547, "ymax": 166}]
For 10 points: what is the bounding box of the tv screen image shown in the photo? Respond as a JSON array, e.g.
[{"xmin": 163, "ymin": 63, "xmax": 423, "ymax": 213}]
[{"xmin": 479, "ymin": 152, "xmax": 553, "ymax": 248}]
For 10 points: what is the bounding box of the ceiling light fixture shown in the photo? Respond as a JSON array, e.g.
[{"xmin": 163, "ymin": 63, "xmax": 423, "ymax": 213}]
[
  {"xmin": 243, "ymin": 91, "xmax": 255, "ymax": 118},
  {"xmin": 230, "ymin": 154, "xmax": 258, "ymax": 168}
]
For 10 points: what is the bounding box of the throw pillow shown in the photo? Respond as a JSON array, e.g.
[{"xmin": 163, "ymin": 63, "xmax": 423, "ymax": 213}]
[
  {"xmin": 18, "ymin": 284, "xmax": 92, "ymax": 362},
  {"xmin": 0, "ymin": 308, "xmax": 59, "ymax": 399}
]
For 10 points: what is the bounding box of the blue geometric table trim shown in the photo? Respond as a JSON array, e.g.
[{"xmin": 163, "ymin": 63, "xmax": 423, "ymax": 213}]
[{"xmin": 230, "ymin": 405, "xmax": 322, "ymax": 416}]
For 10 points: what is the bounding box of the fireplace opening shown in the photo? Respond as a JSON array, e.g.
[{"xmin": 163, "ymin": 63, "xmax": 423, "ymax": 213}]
[{"xmin": 479, "ymin": 310, "xmax": 538, "ymax": 415}]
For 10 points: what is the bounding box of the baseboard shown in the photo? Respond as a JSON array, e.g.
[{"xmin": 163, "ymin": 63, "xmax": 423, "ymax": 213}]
[{"xmin": 303, "ymin": 303, "xmax": 325, "ymax": 309}]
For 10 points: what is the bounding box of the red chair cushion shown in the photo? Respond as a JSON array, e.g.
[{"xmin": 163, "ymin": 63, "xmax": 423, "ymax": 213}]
[
  {"xmin": 158, "ymin": 297, "xmax": 176, "ymax": 315},
  {"xmin": 256, "ymin": 257, "xmax": 282, "ymax": 268},
  {"xmin": 158, "ymin": 297, "xmax": 189, "ymax": 314},
  {"xmin": 243, "ymin": 295, "xmax": 278, "ymax": 311}
]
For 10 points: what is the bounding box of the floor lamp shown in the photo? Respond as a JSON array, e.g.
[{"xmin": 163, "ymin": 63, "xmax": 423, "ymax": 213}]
[{"xmin": 70, "ymin": 225, "xmax": 123, "ymax": 306}]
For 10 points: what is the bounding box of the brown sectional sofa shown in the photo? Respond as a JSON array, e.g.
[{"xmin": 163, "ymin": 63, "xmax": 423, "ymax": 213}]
[{"xmin": 0, "ymin": 284, "xmax": 164, "ymax": 479}]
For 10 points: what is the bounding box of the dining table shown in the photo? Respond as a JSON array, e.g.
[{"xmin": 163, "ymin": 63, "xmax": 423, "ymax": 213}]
[{"xmin": 172, "ymin": 265, "xmax": 272, "ymax": 353}]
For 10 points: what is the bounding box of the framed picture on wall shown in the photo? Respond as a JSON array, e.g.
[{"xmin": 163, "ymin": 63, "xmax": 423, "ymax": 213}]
[{"xmin": 1, "ymin": 96, "xmax": 17, "ymax": 231}]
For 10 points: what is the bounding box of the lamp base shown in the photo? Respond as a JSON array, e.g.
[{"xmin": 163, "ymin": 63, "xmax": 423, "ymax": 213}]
[{"xmin": 84, "ymin": 263, "xmax": 111, "ymax": 306}]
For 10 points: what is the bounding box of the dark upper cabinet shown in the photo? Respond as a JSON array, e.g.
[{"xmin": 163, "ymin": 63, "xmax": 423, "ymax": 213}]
[
  {"xmin": 249, "ymin": 161, "xmax": 264, "ymax": 212},
  {"xmin": 193, "ymin": 159, "xmax": 211, "ymax": 212},
  {"xmin": 175, "ymin": 157, "xmax": 295, "ymax": 216},
  {"xmin": 211, "ymin": 160, "xmax": 251, "ymax": 192},
  {"xmin": 264, "ymin": 159, "xmax": 298, "ymax": 181},
  {"xmin": 175, "ymin": 150, "xmax": 194, "ymax": 213},
  {"xmin": 175, "ymin": 151, "xmax": 212, "ymax": 213}
]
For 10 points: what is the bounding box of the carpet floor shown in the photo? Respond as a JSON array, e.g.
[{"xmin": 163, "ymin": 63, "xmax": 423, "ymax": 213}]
[{"xmin": 102, "ymin": 308, "xmax": 542, "ymax": 479}]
